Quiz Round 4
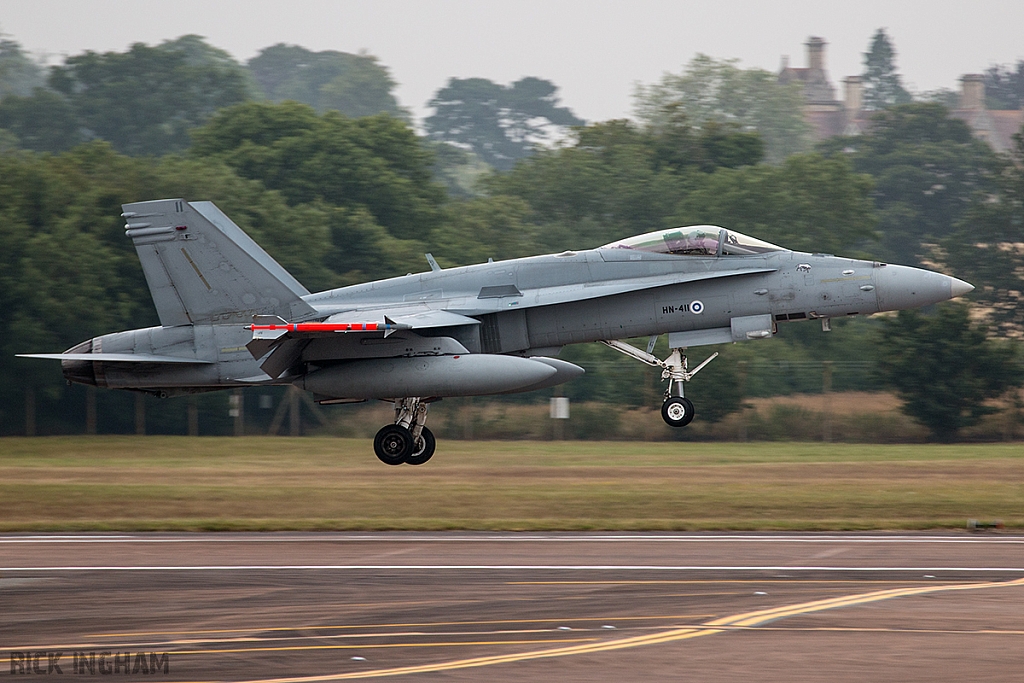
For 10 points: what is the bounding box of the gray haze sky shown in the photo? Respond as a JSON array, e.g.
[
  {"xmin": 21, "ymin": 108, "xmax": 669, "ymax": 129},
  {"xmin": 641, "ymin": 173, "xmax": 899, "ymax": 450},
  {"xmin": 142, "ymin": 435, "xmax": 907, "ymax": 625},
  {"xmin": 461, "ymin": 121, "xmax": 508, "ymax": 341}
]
[{"xmin": 2, "ymin": 0, "xmax": 1023, "ymax": 124}]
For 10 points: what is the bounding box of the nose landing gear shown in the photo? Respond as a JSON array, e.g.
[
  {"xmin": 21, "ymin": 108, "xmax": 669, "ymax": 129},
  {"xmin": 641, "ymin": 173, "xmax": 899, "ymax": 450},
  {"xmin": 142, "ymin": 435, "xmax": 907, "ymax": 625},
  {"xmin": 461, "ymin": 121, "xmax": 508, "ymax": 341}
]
[
  {"xmin": 601, "ymin": 339, "xmax": 718, "ymax": 428},
  {"xmin": 373, "ymin": 397, "xmax": 437, "ymax": 465}
]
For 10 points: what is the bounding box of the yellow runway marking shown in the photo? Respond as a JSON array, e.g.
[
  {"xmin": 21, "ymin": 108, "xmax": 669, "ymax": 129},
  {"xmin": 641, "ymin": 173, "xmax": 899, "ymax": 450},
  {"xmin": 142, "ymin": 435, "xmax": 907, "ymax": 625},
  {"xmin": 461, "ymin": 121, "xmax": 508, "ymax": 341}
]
[
  {"xmin": 741, "ymin": 626, "xmax": 1024, "ymax": 635},
  {"xmin": 232, "ymin": 576, "xmax": 1024, "ymax": 681},
  {"xmin": 507, "ymin": 579, "xmax": 940, "ymax": 585},
  {"xmin": 170, "ymin": 639, "xmax": 598, "ymax": 655},
  {"xmin": 86, "ymin": 614, "xmax": 713, "ymax": 640},
  {"xmin": 5, "ymin": 628, "xmax": 576, "ymax": 653}
]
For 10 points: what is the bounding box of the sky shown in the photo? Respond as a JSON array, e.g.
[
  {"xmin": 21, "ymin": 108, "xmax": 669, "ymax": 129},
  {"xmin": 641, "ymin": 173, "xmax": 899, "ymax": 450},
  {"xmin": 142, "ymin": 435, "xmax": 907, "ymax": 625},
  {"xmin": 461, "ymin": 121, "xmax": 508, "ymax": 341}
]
[{"xmin": 2, "ymin": 0, "xmax": 1023, "ymax": 124}]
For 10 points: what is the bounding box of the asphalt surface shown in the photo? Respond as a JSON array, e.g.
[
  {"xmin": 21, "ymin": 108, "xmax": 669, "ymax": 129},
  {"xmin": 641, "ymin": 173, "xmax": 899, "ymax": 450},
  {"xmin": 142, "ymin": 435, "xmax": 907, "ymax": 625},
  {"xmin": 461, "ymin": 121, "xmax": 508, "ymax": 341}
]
[{"xmin": 3, "ymin": 533, "xmax": 1024, "ymax": 681}]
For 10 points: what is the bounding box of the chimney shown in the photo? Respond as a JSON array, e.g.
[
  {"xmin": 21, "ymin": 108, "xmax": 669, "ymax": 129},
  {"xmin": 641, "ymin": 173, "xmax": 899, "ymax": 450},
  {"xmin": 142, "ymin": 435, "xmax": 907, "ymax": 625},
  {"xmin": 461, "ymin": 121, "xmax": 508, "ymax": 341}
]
[
  {"xmin": 843, "ymin": 76, "xmax": 863, "ymax": 113},
  {"xmin": 960, "ymin": 74, "xmax": 985, "ymax": 110},
  {"xmin": 806, "ymin": 36, "xmax": 826, "ymax": 71}
]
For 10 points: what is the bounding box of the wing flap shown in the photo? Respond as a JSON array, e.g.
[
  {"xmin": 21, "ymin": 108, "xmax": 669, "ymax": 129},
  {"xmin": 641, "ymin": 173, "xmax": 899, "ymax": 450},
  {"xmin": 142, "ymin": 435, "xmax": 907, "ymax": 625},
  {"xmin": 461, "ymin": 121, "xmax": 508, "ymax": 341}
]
[{"xmin": 257, "ymin": 338, "xmax": 309, "ymax": 380}]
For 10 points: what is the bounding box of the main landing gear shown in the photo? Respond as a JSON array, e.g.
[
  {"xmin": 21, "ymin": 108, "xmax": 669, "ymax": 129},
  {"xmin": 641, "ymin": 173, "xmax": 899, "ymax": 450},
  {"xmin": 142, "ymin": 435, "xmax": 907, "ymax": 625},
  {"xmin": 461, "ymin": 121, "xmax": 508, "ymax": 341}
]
[
  {"xmin": 373, "ymin": 397, "xmax": 436, "ymax": 466},
  {"xmin": 601, "ymin": 339, "xmax": 718, "ymax": 428}
]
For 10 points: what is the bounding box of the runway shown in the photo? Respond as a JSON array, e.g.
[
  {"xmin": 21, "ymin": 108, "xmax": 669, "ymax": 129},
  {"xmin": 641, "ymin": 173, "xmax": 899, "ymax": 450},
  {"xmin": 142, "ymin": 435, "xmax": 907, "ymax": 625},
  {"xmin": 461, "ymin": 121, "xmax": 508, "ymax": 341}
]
[{"xmin": 3, "ymin": 534, "xmax": 1023, "ymax": 681}]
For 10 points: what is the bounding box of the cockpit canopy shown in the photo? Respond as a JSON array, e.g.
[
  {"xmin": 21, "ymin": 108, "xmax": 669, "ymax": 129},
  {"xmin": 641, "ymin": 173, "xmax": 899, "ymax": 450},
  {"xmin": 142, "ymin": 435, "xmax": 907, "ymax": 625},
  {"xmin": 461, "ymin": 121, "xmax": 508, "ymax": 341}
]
[{"xmin": 599, "ymin": 225, "xmax": 785, "ymax": 256}]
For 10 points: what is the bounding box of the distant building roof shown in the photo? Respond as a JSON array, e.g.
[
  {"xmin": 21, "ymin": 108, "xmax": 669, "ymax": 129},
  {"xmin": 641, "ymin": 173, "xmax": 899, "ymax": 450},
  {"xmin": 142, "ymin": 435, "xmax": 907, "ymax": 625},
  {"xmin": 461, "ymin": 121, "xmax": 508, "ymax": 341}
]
[
  {"xmin": 948, "ymin": 108, "xmax": 1024, "ymax": 154},
  {"xmin": 780, "ymin": 41, "xmax": 1024, "ymax": 153},
  {"xmin": 802, "ymin": 108, "xmax": 847, "ymax": 140},
  {"xmin": 778, "ymin": 67, "xmax": 838, "ymax": 105}
]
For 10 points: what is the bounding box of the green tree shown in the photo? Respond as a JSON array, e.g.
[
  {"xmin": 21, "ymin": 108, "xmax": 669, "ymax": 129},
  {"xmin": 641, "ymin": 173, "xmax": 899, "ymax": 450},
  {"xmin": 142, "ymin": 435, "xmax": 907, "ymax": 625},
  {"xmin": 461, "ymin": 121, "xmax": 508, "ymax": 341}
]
[
  {"xmin": 6, "ymin": 36, "xmax": 254, "ymax": 155},
  {"xmin": 191, "ymin": 101, "xmax": 444, "ymax": 243},
  {"xmin": 425, "ymin": 77, "xmax": 584, "ymax": 171},
  {"xmin": 634, "ymin": 54, "xmax": 811, "ymax": 163},
  {"xmin": 428, "ymin": 141, "xmax": 491, "ymax": 199},
  {"xmin": 983, "ymin": 61, "xmax": 1024, "ymax": 110},
  {"xmin": 0, "ymin": 142, "xmax": 346, "ymax": 434},
  {"xmin": 646, "ymin": 103, "xmax": 764, "ymax": 173},
  {"xmin": 0, "ymin": 127, "xmax": 16, "ymax": 152},
  {"xmin": 818, "ymin": 103, "xmax": 1003, "ymax": 266},
  {"xmin": 861, "ymin": 29, "xmax": 912, "ymax": 110},
  {"xmin": 671, "ymin": 153, "xmax": 877, "ymax": 256},
  {"xmin": 0, "ymin": 31, "xmax": 63, "ymax": 150},
  {"xmin": 877, "ymin": 303, "xmax": 1021, "ymax": 441},
  {"xmin": 247, "ymin": 44, "xmax": 405, "ymax": 119},
  {"xmin": 490, "ymin": 119, "xmax": 874, "ymax": 255},
  {"xmin": 0, "ymin": 31, "xmax": 43, "ymax": 98},
  {"xmin": 489, "ymin": 120, "xmax": 681, "ymax": 249},
  {"xmin": 0, "ymin": 88, "xmax": 82, "ymax": 151},
  {"xmin": 917, "ymin": 88, "xmax": 960, "ymax": 109},
  {"xmin": 160, "ymin": 34, "xmax": 262, "ymax": 99},
  {"xmin": 432, "ymin": 195, "xmax": 536, "ymax": 265},
  {"xmin": 941, "ymin": 126, "xmax": 1024, "ymax": 337}
]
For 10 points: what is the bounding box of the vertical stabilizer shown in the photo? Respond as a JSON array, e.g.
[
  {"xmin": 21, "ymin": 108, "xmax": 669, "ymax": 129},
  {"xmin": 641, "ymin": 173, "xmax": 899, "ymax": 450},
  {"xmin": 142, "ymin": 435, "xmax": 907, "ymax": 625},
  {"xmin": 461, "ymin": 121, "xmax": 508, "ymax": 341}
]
[{"xmin": 122, "ymin": 199, "xmax": 316, "ymax": 326}]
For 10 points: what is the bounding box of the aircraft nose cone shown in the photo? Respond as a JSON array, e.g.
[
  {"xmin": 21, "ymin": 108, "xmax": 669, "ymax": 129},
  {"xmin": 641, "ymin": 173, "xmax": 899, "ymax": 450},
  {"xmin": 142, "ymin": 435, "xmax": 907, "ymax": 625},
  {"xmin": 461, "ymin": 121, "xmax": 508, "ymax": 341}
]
[
  {"xmin": 875, "ymin": 265, "xmax": 970, "ymax": 312},
  {"xmin": 949, "ymin": 277, "xmax": 974, "ymax": 298}
]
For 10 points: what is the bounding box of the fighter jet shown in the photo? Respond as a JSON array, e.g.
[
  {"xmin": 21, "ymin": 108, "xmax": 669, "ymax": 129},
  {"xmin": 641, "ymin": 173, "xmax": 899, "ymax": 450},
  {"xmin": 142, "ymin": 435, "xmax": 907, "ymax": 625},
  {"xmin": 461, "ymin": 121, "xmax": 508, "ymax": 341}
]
[{"xmin": 21, "ymin": 199, "xmax": 973, "ymax": 464}]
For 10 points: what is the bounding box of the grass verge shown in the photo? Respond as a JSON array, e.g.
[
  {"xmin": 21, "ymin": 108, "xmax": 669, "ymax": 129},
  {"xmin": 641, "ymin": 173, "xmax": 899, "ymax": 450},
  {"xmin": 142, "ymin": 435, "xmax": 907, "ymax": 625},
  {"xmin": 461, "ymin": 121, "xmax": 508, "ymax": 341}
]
[{"xmin": 1, "ymin": 437, "xmax": 1021, "ymax": 531}]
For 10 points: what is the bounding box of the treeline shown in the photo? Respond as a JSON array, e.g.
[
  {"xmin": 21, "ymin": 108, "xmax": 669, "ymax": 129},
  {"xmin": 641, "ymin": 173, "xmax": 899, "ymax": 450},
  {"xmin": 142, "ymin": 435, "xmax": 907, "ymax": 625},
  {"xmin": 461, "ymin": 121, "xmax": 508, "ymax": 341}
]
[
  {"xmin": 1, "ymin": 33, "xmax": 1022, "ymax": 440},
  {"xmin": 2, "ymin": 98, "xmax": 1020, "ymax": 439},
  {"xmin": 0, "ymin": 35, "xmax": 404, "ymax": 155}
]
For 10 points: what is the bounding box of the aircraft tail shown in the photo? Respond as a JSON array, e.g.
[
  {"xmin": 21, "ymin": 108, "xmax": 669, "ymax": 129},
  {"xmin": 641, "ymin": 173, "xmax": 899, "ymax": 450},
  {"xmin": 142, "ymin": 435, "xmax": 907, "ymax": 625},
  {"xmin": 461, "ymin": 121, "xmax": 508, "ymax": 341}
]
[{"xmin": 122, "ymin": 199, "xmax": 316, "ymax": 326}]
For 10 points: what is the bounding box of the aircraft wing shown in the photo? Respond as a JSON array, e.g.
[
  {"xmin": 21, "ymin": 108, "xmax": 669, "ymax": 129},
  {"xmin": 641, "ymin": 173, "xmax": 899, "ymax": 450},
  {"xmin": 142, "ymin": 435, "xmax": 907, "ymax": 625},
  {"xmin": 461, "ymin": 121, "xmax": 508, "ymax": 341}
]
[
  {"xmin": 380, "ymin": 308, "xmax": 481, "ymax": 329},
  {"xmin": 247, "ymin": 269, "xmax": 773, "ymax": 378},
  {"xmin": 247, "ymin": 307, "xmax": 480, "ymax": 378},
  {"xmin": 510, "ymin": 267, "xmax": 778, "ymax": 310}
]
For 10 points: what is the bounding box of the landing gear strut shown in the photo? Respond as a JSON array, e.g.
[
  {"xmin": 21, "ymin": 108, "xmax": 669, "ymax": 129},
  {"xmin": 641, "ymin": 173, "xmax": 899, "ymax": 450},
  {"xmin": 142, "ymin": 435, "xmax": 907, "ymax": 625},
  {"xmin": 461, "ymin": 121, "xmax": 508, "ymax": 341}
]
[
  {"xmin": 601, "ymin": 340, "xmax": 718, "ymax": 428},
  {"xmin": 372, "ymin": 397, "xmax": 436, "ymax": 465}
]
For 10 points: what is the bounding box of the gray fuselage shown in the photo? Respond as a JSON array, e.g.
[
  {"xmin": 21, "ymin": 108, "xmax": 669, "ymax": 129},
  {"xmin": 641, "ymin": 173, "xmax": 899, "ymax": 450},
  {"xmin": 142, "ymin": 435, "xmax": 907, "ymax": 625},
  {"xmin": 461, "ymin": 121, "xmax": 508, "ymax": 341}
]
[{"xmin": 67, "ymin": 245, "xmax": 954, "ymax": 394}]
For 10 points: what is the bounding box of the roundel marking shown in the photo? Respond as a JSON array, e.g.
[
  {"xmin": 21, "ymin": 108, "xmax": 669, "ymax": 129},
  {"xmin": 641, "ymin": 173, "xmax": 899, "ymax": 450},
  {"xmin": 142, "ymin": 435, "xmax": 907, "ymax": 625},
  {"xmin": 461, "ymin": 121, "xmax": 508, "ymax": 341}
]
[{"xmin": 690, "ymin": 300, "xmax": 704, "ymax": 315}]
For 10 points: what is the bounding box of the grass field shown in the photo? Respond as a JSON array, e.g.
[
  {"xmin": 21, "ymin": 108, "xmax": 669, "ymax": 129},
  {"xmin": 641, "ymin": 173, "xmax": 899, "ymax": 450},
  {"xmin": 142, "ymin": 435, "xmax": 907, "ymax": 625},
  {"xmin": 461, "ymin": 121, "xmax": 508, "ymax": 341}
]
[{"xmin": 1, "ymin": 437, "xmax": 1022, "ymax": 531}]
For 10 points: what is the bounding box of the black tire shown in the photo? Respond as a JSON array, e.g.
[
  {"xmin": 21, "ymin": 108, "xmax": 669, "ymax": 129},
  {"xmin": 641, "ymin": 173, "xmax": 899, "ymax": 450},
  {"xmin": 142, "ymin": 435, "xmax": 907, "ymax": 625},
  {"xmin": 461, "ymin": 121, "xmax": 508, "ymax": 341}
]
[
  {"xmin": 373, "ymin": 425, "xmax": 413, "ymax": 465},
  {"xmin": 405, "ymin": 427, "xmax": 436, "ymax": 466},
  {"xmin": 661, "ymin": 396, "xmax": 695, "ymax": 427}
]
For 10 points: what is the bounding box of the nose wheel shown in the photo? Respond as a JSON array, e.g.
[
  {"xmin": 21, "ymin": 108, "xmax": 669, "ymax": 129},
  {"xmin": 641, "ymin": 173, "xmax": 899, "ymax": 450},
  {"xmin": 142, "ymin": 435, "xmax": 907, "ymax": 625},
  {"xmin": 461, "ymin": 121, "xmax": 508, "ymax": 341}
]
[
  {"xmin": 601, "ymin": 339, "xmax": 717, "ymax": 429},
  {"xmin": 373, "ymin": 397, "xmax": 437, "ymax": 465},
  {"xmin": 661, "ymin": 396, "xmax": 695, "ymax": 427}
]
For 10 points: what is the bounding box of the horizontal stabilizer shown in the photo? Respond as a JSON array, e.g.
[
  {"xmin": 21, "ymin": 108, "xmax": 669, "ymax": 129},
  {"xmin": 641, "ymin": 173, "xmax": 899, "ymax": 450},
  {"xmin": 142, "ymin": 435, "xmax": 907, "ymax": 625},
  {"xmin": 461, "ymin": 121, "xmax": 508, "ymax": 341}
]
[{"xmin": 17, "ymin": 353, "xmax": 212, "ymax": 364}]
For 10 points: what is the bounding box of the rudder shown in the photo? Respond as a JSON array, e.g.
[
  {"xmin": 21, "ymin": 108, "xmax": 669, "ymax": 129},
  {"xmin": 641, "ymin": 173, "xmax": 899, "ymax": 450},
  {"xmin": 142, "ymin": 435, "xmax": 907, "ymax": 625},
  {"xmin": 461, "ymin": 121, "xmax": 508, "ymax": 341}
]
[{"xmin": 122, "ymin": 199, "xmax": 316, "ymax": 326}]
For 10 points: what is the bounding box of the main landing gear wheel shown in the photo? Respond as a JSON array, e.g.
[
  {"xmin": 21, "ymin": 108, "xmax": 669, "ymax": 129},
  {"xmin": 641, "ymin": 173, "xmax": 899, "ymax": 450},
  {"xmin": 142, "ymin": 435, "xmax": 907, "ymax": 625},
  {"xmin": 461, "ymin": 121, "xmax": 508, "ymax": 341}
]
[
  {"xmin": 405, "ymin": 427, "xmax": 436, "ymax": 466},
  {"xmin": 374, "ymin": 424, "xmax": 413, "ymax": 466},
  {"xmin": 373, "ymin": 397, "xmax": 437, "ymax": 466},
  {"xmin": 661, "ymin": 396, "xmax": 695, "ymax": 428}
]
